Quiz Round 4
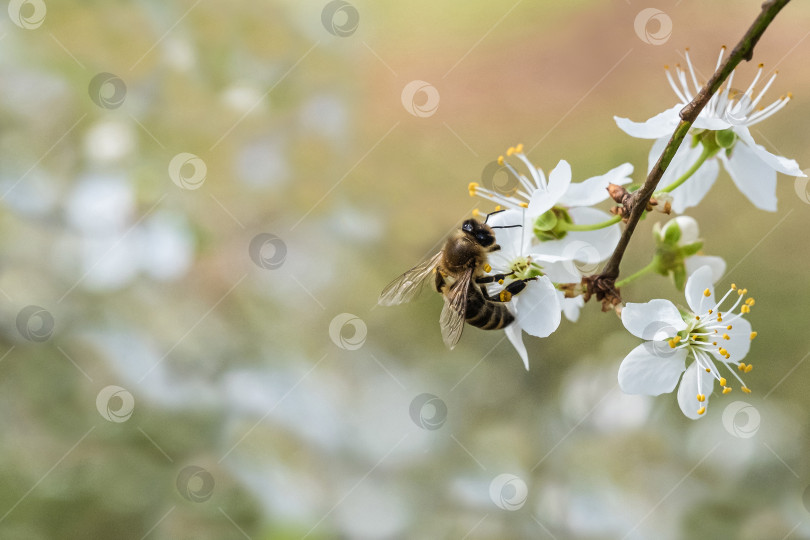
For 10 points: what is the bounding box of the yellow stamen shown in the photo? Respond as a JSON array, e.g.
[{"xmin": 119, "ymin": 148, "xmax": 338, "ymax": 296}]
[
  {"xmin": 703, "ymin": 288, "xmax": 711, "ymax": 297},
  {"xmin": 731, "ymin": 283, "xmax": 736, "ymax": 290},
  {"xmin": 712, "ymin": 342, "xmax": 717, "ymax": 346},
  {"xmin": 723, "ymin": 387, "xmax": 732, "ymax": 394},
  {"xmin": 708, "ymin": 309, "xmax": 713, "ymax": 314},
  {"xmin": 723, "ymin": 333, "xmax": 730, "ymax": 340},
  {"xmin": 497, "ymin": 155, "xmax": 505, "ymax": 166},
  {"xmin": 741, "ymin": 305, "xmax": 750, "ymax": 314},
  {"xmin": 516, "ymin": 143, "xmax": 524, "ymax": 153},
  {"xmin": 745, "ymin": 298, "xmax": 755, "ymax": 306},
  {"xmin": 695, "ymin": 315, "xmax": 700, "ymax": 320},
  {"xmin": 519, "ymin": 202, "xmax": 528, "ymax": 208},
  {"xmin": 498, "ymin": 279, "xmax": 504, "ymax": 285},
  {"xmin": 468, "ymin": 182, "xmax": 478, "ymax": 196},
  {"xmin": 499, "ymin": 290, "xmax": 512, "ymax": 302},
  {"xmin": 745, "ymin": 364, "xmax": 753, "ymax": 373},
  {"xmin": 484, "ymin": 264, "xmax": 491, "ymax": 273},
  {"xmin": 506, "ymin": 146, "xmax": 515, "ymax": 156},
  {"xmin": 727, "ymin": 325, "xmax": 732, "ymax": 330},
  {"xmin": 719, "ymin": 348, "xmax": 728, "ymax": 356},
  {"xmin": 738, "ymin": 362, "xmax": 745, "ymax": 371},
  {"xmin": 472, "ymin": 208, "xmax": 481, "ymax": 218},
  {"xmin": 750, "ymin": 331, "xmax": 757, "ymax": 340},
  {"xmin": 719, "ymin": 377, "xmax": 727, "ymax": 386},
  {"xmin": 741, "ymin": 386, "xmax": 752, "ymax": 394},
  {"xmin": 495, "ymin": 205, "xmax": 502, "ymax": 211},
  {"xmin": 697, "ymin": 394, "xmax": 705, "ymax": 402},
  {"xmin": 705, "ymin": 368, "xmax": 711, "ymax": 373},
  {"xmin": 697, "ymin": 406, "xmax": 706, "ymax": 415}
]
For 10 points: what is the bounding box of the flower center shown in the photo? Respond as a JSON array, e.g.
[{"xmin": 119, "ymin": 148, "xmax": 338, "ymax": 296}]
[
  {"xmin": 667, "ymin": 283, "xmax": 758, "ymax": 415},
  {"xmin": 509, "ymin": 256, "xmax": 542, "ymax": 281}
]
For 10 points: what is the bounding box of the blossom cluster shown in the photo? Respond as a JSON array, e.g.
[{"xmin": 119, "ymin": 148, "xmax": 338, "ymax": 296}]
[{"xmin": 462, "ymin": 49, "xmax": 803, "ymax": 419}]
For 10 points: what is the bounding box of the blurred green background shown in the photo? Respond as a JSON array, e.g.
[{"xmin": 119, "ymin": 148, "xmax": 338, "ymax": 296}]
[{"xmin": 1, "ymin": 0, "xmax": 810, "ymax": 538}]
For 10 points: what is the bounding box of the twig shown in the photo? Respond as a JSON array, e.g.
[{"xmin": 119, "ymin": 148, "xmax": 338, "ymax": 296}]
[{"xmin": 589, "ymin": 0, "xmax": 792, "ymax": 308}]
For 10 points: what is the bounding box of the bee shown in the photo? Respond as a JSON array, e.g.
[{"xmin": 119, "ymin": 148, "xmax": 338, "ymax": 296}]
[{"xmin": 378, "ymin": 212, "xmax": 536, "ymax": 349}]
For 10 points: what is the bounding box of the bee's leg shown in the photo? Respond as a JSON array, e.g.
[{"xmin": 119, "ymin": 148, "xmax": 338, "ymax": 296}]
[
  {"xmin": 475, "ymin": 271, "xmax": 515, "ymax": 285},
  {"xmin": 482, "ymin": 277, "xmax": 537, "ymax": 302}
]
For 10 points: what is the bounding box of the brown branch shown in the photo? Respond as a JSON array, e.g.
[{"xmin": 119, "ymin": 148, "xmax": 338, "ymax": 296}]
[{"xmin": 592, "ymin": 0, "xmax": 792, "ymax": 302}]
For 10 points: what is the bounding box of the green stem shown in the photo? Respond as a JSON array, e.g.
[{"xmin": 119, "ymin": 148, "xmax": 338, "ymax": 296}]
[
  {"xmin": 615, "ymin": 260, "xmax": 658, "ymax": 288},
  {"xmin": 659, "ymin": 144, "xmax": 714, "ymax": 194},
  {"xmin": 558, "ymin": 215, "xmax": 622, "ymax": 232}
]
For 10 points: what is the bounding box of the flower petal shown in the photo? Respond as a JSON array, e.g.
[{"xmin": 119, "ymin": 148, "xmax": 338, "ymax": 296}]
[
  {"xmin": 514, "ymin": 276, "xmax": 561, "ymax": 338},
  {"xmin": 684, "ymin": 265, "xmax": 716, "ymax": 314},
  {"xmin": 720, "ymin": 142, "xmax": 777, "ymax": 211},
  {"xmin": 622, "ymin": 299, "xmax": 686, "ymax": 340},
  {"xmin": 560, "ymin": 292, "xmax": 584, "ymax": 323},
  {"xmin": 618, "ymin": 342, "xmax": 687, "ymax": 396},
  {"xmin": 528, "ymin": 160, "xmax": 571, "ymax": 217},
  {"xmin": 539, "ymin": 260, "xmax": 581, "ymax": 284},
  {"xmin": 504, "ymin": 323, "xmax": 529, "ymax": 371},
  {"xmin": 735, "ymin": 127, "xmax": 805, "ymax": 176},
  {"xmin": 659, "ymin": 140, "xmax": 720, "ymax": 213},
  {"xmin": 615, "ymin": 105, "xmax": 681, "ymax": 139},
  {"xmin": 712, "ymin": 315, "xmax": 752, "ymax": 364},
  {"xmin": 558, "ymin": 163, "xmax": 634, "ymax": 207},
  {"xmin": 677, "ymin": 361, "xmax": 715, "ymax": 420},
  {"xmin": 668, "ymin": 216, "xmax": 700, "ymax": 244},
  {"xmin": 685, "ymin": 255, "xmax": 725, "ymax": 283},
  {"xmin": 487, "ymin": 209, "xmax": 529, "ymax": 262}
]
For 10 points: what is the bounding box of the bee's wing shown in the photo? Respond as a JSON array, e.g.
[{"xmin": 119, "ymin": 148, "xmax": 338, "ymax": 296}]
[
  {"xmin": 440, "ymin": 266, "xmax": 471, "ymax": 349},
  {"xmin": 378, "ymin": 252, "xmax": 443, "ymax": 306}
]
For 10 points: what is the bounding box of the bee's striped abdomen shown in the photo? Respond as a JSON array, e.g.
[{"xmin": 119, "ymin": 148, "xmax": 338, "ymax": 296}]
[{"xmin": 464, "ymin": 286, "xmax": 514, "ymax": 330}]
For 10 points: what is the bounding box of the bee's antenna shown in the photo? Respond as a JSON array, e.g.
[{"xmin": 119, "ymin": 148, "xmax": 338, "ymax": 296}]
[
  {"xmin": 490, "ymin": 224, "xmax": 522, "ymax": 229},
  {"xmin": 484, "ymin": 209, "xmax": 506, "ymax": 223}
]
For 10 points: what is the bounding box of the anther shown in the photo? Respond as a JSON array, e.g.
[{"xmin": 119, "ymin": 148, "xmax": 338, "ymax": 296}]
[
  {"xmin": 727, "ymin": 325, "xmax": 732, "ymax": 330},
  {"xmin": 519, "ymin": 202, "xmax": 528, "ymax": 208},
  {"xmin": 697, "ymin": 406, "xmax": 706, "ymax": 415},
  {"xmin": 468, "ymin": 182, "xmax": 479, "ymax": 196},
  {"xmin": 750, "ymin": 332, "xmax": 757, "ymax": 340},
  {"xmin": 516, "ymin": 143, "xmax": 524, "ymax": 153},
  {"xmin": 738, "ymin": 362, "xmax": 745, "ymax": 371},
  {"xmin": 745, "ymin": 364, "xmax": 753, "ymax": 373},
  {"xmin": 731, "ymin": 284, "xmax": 736, "ymax": 290},
  {"xmin": 723, "ymin": 387, "xmax": 732, "ymax": 394},
  {"xmin": 497, "ymin": 156, "xmax": 505, "ymax": 166},
  {"xmin": 719, "ymin": 377, "xmax": 727, "ymax": 386},
  {"xmin": 703, "ymin": 288, "xmax": 711, "ymax": 297},
  {"xmin": 741, "ymin": 386, "xmax": 752, "ymax": 394},
  {"xmin": 745, "ymin": 298, "xmax": 755, "ymax": 306},
  {"xmin": 500, "ymin": 290, "xmax": 512, "ymax": 302},
  {"xmin": 723, "ymin": 334, "xmax": 730, "ymax": 340},
  {"xmin": 484, "ymin": 264, "xmax": 491, "ymax": 273},
  {"xmin": 697, "ymin": 394, "xmax": 705, "ymax": 402}
]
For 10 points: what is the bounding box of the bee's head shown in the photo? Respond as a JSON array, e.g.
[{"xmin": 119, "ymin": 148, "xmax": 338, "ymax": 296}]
[{"xmin": 461, "ymin": 219, "xmax": 496, "ymax": 247}]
